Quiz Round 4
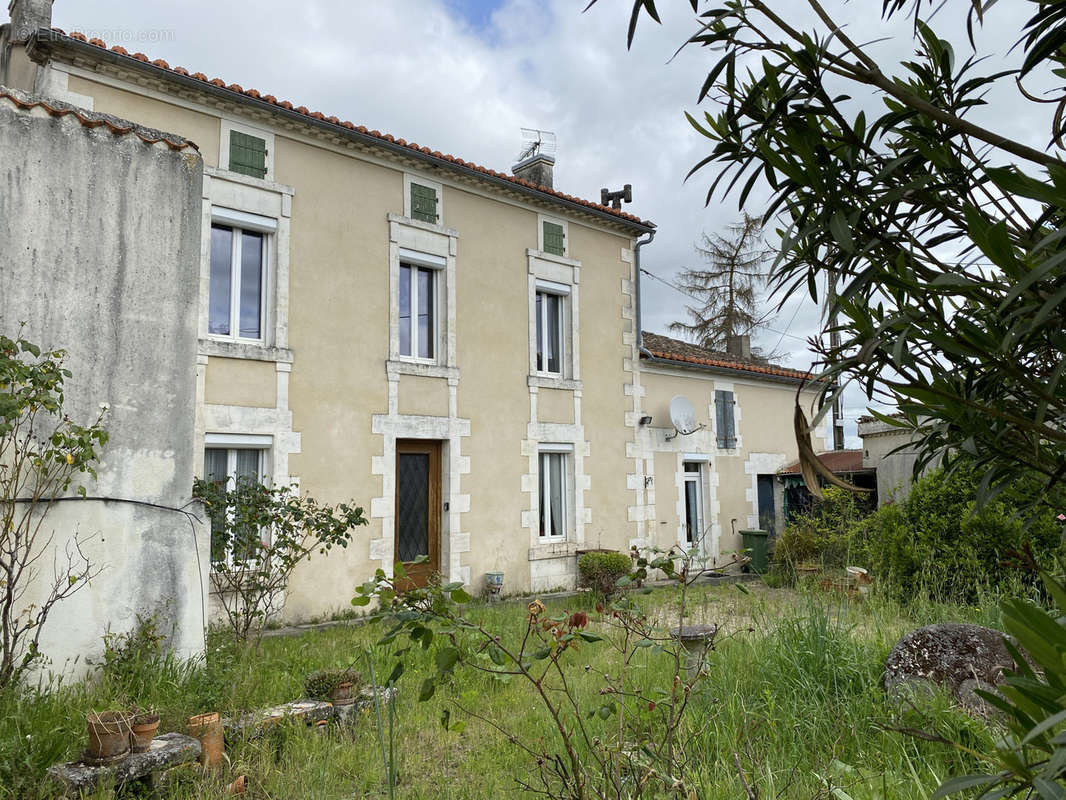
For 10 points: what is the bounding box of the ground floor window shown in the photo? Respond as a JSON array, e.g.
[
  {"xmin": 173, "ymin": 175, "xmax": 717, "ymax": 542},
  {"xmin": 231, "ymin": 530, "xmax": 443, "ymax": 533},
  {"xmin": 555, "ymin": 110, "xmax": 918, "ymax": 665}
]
[
  {"xmin": 538, "ymin": 446, "xmax": 571, "ymax": 539},
  {"xmin": 204, "ymin": 446, "xmax": 267, "ymax": 565}
]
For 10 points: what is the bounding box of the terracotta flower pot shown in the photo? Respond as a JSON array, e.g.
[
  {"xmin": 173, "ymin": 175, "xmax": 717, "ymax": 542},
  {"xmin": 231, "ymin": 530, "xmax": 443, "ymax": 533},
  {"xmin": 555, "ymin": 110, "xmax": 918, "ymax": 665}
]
[
  {"xmin": 330, "ymin": 680, "xmax": 355, "ymax": 706},
  {"xmin": 85, "ymin": 711, "xmax": 132, "ymax": 765},
  {"xmin": 130, "ymin": 712, "xmax": 160, "ymax": 753},
  {"xmin": 187, "ymin": 712, "xmax": 224, "ymax": 767}
]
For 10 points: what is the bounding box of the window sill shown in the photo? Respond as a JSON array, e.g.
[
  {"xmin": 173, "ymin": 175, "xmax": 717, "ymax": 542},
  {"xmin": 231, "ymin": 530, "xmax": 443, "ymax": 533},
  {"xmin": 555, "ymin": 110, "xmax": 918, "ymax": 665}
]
[
  {"xmin": 528, "ymin": 375, "xmax": 582, "ymax": 391},
  {"xmin": 386, "ymin": 212, "xmax": 459, "ymax": 238},
  {"xmin": 387, "ymin": 360, "xmax": 459, "ymax": 380},
  {"xmin": 199, "ymin": 338, "xmax": 294, "ymax": 364},
  {"xmin": 529, "ymin": 541, "xmax": 578, "ymax": 561}
]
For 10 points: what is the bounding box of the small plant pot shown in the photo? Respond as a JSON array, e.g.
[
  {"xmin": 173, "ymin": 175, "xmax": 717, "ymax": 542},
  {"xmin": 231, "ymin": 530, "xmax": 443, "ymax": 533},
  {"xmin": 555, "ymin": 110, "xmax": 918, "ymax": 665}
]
[
  {"xmin": 486, "ymin": 571, "xmax": 504, "ymax": 599},
  {"xmin": 130, "ymin": 712, "xmax": 160, "ymax": 753},
  {"xmin": 187, "ymin": 712, "xmax": 224, "ymax": 767},
  {"xmin": 85, "ymin": 711, "xmax": 132, "ymax": 765},
  {"xmin": 330, "ymin": 680, "xmax": 355, "ymax": 706}
]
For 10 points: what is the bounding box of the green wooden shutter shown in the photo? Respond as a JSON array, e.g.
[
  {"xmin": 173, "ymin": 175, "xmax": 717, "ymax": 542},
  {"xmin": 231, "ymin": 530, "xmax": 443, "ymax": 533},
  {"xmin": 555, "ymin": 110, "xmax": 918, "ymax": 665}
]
[
  {"xmin": 229, "ymin": 131, "xmax": 267, "ymax": 179},
  {"xmin": 715, "ymin": 390, "xmax": 736, "ymax": 448},
  {"xmin": 543, "ymin": 221, "xmax": 565, "ymax": 256},
  {"xmin": 410, "ymin": 183, "xmax": 438, "ymax": 223}
]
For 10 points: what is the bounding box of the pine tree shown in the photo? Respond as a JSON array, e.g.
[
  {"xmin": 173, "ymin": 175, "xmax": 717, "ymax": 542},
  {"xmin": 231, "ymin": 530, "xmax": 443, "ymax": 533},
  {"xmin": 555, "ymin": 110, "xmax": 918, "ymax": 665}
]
[{"xmin": 668, "ymin": 213, "xmax": 776, "ymax": 359}]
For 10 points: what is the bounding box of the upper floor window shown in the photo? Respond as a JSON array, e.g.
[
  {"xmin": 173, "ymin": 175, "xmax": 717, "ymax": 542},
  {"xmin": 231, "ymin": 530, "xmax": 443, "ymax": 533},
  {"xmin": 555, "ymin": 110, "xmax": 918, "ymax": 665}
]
[
  {"xmin": 399, "ymin": 261, "xmax": 437, "ymax": 360},
  {"xmin": 715, "ymin": 390, "xmax": 736, "ymax": 448},
  {"xmin": 543, "ymin": 221, "xmax": 565, "ymax": 256},
  {"xmin": 210, "ymin": 223, "xmax": 265, "ymax": 340},
  {"xmin": 220, "ymin": 121, "xmax": 275, "ymax": 182},
  {"xmin": 404, "ymin": 174, "xmax": 443, "ymax": 226},
  {"xmin": 534, "ymin": 280, "xmax": 569, "ymax": 376},
  {"xmin": 538, "ymin": 214, "xmax": 568, "ymax": 258},
  {"xmin": 229, "ymin": 131, "xmax": 268, "ymax": 179},
  {"xmin": 410, "ymin": 183, "xmax": 438, "ymax": 224}
]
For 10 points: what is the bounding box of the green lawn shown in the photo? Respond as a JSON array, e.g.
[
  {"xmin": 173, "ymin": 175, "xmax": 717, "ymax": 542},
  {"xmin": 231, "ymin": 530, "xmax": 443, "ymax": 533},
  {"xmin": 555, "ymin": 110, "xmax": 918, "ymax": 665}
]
[{"xmin": 1, "ymin": 583, "xmax": 1004, "ymax": 799}]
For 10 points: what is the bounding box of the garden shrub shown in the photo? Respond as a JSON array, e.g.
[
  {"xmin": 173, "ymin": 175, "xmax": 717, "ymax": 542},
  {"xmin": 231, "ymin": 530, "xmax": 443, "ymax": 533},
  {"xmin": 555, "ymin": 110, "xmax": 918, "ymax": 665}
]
[
  {"xmin": 771, "ymin": 486, "xmax": 872, "ymax": 577},
  {"xmin": 856, "ymin": 462, "xmax": 1063, "ymax": 603},
  {"xmin": 577, "ymin": 551, "xmax": 632, "ymax": 596}
]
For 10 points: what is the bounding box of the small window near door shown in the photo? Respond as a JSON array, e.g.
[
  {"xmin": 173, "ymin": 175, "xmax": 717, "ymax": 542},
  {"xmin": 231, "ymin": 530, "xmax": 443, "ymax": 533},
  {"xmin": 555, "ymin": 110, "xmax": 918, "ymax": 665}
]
[{"xmin": 682, "ymin": 461, "xmax": 704, "ymax": 545}]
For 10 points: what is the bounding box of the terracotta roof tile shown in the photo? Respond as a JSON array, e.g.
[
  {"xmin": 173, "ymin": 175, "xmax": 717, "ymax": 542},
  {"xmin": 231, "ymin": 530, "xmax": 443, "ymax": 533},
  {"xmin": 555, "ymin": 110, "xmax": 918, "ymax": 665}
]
[
  {"xmin": 779, "ymin": 450, "xmax": 867, "ymax": 475},
  {"xmin": 0, "ymin": 86, "xmax": 199, "ymax": 152},
  {"xmin": 641, "ymin": 331, "xmax": 812, "ymax": 381},
  {"xmin": 45, "ymin": 30, "xmax": 654, "ymax": 230}
]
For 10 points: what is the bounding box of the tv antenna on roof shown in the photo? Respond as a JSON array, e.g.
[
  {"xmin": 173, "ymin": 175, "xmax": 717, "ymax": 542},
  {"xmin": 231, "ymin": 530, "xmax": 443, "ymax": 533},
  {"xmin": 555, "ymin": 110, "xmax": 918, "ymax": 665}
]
[
  {"xmin": 517, "ymin": 128, "xmax": 557, "ymax": 162},
  {"xmin": 665, "ymin": 395, "xmax": 705, "ymax": 441}
]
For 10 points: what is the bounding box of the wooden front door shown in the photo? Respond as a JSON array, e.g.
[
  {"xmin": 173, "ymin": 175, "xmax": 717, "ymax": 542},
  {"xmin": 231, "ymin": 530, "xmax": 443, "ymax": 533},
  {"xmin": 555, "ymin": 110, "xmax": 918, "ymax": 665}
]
[{"xmin": 394, "ymin": 440, "xmax": 441, "ymax": 589}]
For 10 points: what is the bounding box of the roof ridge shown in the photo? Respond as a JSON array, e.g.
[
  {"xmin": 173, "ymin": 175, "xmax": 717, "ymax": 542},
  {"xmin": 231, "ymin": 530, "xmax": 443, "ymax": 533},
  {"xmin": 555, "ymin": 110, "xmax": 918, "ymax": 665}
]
[
  {"xmin": 44, "ymin": 29, "xmax": 652, "ymax": 229},
  {"xmin": 640, "ymin": 330, "xmax": 812, "ymax": 381},
  {"xmin": 0, "ymin": 84, "xmax": 197, "ymax": 151}
]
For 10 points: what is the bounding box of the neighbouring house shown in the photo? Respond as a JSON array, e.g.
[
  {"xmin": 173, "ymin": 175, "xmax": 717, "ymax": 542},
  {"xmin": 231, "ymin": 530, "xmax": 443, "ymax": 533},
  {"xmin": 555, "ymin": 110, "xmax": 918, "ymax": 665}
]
[
  {"xmin": 635, "ymin": 332, "xmax": 828, "ymax": 557},
  {"xmin": 777, "ymin": 449, "xmax": 878, "ymax": 524},
  {"xmin": 857, "ymin": 415, "xmax": 936, "ymax": 505},
  {"xmin": 0, "ymin": 84, "xmax": 209, "ymax": 677},
  {"xmin": 0, "ymin": 0, "xmax": 829, "ymax": 645}
]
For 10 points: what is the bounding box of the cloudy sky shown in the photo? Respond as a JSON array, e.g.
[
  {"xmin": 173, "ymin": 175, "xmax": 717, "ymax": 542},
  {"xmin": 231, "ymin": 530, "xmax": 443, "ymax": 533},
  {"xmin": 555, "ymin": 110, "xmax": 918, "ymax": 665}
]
[{"xmin": 52, "ymin": 0, "xmax": 1046, "ymax": 446}]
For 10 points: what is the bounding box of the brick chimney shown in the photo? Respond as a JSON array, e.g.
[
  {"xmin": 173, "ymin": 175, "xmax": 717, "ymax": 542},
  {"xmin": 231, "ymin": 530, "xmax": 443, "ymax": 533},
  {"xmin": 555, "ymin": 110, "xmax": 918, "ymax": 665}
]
[
  {"xmin": 725, "ymin": 334, "xmax": 751, "ymax": 361},
  {"xmin": 512, "ymin": 153, "xmax": 554, "ymax": 190},
  {"xmin": 8, "ymin": 0, "xmax": 53, "ymax": 41}
]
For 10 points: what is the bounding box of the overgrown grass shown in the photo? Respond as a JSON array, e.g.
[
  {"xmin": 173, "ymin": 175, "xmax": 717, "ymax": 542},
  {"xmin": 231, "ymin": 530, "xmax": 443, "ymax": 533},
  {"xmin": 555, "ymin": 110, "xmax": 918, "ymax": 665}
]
[{"xmin": 1, "ymin": 583, "xmax": 1003, "ymax": 799}]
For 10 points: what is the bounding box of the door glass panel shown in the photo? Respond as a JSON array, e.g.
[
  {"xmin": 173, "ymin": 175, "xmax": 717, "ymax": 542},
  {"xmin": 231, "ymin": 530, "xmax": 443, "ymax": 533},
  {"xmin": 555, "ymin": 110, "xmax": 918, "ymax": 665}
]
[
  {"xmin": 684, "ymin": 479, "xmax": 700, "ymax": 543},
  {"xmin": 397, "ymin": 453, "xmax": 430, "ymax": 562}
]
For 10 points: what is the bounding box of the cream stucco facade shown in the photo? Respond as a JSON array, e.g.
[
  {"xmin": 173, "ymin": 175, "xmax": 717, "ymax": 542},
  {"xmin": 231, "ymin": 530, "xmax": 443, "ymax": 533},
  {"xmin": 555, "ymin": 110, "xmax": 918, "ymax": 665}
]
[{"xmin": 3, "ymin": 18, "xmax": 825, "ymax": 629}]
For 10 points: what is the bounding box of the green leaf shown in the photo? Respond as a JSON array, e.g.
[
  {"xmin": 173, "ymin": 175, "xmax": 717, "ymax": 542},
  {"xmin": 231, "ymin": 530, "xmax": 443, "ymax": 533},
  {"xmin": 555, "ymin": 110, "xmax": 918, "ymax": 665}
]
[
  {"xmin": 435, "ymin": 647, "xmax": 460, "ymax": 673},
  {"xmin": 450, "ymin": 587, "xmax": 472, "ymax": 604},
  {"xmin": 533, "ymin": 646, "xmax": 552, "ymax": 660},
  {"xmin": 488, "ymin": 645, "xmax": 506, "ymax": 666},
  {"xmin": 578, "ymin": 632, "xmax": 603, "ymax": 643},
  {"xmin": 932, "ymin": 775, "xmax": 997, "ymax": 798},
  {"xmin": 418, "ymin": 677, "xmax": 436, "ymax": 702},
  {"xmin": 351, "ymin": 596, "xmax": 371, "ymax": 606}
]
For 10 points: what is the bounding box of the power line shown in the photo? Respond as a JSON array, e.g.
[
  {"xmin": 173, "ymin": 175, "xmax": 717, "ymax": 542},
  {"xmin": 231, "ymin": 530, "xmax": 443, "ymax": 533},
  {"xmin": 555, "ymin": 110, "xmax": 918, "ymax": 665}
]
[{"xmin": 640, "ymin": 268, "xmax": 810, "ymax": 343}]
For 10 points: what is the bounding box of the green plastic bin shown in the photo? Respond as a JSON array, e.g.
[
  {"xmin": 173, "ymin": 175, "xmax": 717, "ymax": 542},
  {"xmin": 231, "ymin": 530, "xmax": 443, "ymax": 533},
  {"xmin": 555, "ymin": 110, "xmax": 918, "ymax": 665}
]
[{"xmin": 739, "ymin": 529, "xmax": 770, "ymax": 574}]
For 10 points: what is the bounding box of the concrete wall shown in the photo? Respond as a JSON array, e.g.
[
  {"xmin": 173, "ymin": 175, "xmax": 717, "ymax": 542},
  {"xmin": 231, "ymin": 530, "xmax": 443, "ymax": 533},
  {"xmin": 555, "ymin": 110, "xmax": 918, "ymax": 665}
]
[
  {"xmin": 858, "ymin": 418, "xmax": 937, "ymax": 505},
  {"xmin": 0, "ymin": 87, "xmax": 207, "ymax": 679}
]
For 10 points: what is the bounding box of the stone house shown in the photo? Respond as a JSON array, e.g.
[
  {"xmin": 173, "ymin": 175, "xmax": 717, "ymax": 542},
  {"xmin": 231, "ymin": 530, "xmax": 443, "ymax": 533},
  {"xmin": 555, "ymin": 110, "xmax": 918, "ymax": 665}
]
[{"xmin": 1, "ymin": 0, "xmax": 829, "ymax": 637}]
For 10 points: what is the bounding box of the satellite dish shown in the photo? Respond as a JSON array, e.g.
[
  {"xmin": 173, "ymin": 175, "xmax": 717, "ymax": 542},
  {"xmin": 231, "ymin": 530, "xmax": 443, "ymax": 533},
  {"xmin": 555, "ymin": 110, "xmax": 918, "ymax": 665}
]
[{"xmin": 666, "ymin": 395, "xmax": 704, "ymax": 441}]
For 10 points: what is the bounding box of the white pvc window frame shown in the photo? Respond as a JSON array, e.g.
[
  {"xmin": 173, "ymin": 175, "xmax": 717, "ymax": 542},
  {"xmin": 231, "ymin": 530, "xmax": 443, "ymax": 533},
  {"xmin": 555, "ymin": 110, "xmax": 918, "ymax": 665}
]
[
  {"xmin": 682, "ymin": 459, "xmax": 705, "ymax": 546},
  {"xmin": 203, "ymin": 436, "xmax": 272, "ymax": 568},
  {"xmin": 208, "ymin": 207, "xmax": 276, "ymax": 345},
  {"xmin": 398, "ymin": 249, "xmax": 445, "ymax": 363},
  {"xmin": 538, "ymin": 443, "xmax": 573, "ymax": 540},
  {"xmin": 535, "ymin": 279, "xmax": 570, "ymax": 377}
]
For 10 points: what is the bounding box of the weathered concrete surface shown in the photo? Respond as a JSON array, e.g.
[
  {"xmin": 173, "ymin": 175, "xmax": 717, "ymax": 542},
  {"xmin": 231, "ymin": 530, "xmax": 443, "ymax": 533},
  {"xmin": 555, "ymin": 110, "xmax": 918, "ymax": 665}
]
[
  {"xmin": 884, "ymin": 623, "xmax": 1022, "ymax": 716},
  {"xmin": 858, "ymin": 417, "xmax": 940, "ymax": 505},
  {"xmin": 0, "ymin": 86, "xmax": 207, "ymax": 678},
  {"xmin": 223, "ymin": 700, "xmax": 335, "ymax": 739},
  {"xmin": 46, "ymin": 732, "xmax": 200, "ymax": 794}
]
